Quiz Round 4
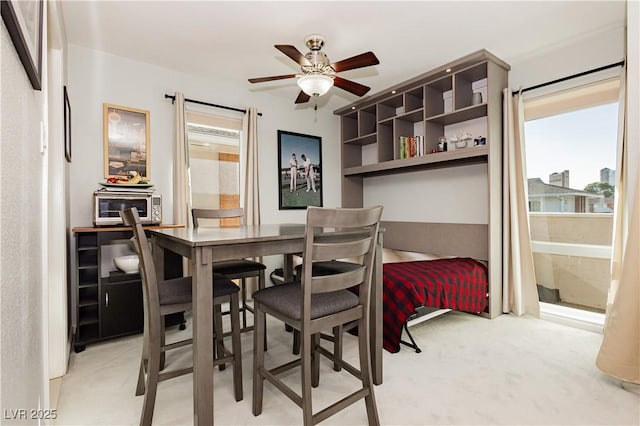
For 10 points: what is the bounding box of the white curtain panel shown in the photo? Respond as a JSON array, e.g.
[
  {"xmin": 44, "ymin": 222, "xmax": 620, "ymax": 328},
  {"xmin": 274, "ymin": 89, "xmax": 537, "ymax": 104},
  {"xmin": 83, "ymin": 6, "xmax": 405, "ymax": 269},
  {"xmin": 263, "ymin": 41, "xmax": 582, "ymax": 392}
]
[
  {"xmin": 502, "ymin": 89, "xmax": 540, "ymax": 316},
  {"xmin": 596, "ymin": 67, "xmax": 640, "ymax": 384},
  {"xmin": 243, "ymin": 107, "xmax": 260, "ymax": 226},
  {"xmin": 243, "ymin": 107, "xmax": 261, "ymax": 294},
  {"xmin": 172, "ymin": 92, "xmax": 190, "ymax": 228}
]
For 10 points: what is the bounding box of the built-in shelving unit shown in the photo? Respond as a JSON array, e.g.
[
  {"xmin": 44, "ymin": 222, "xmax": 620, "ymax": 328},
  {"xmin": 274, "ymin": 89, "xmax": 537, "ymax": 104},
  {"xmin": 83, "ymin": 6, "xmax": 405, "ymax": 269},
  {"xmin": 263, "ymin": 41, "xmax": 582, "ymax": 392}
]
[{"xmin": 334, "ymin": 49, "xmax": 510, "ymax": 318}]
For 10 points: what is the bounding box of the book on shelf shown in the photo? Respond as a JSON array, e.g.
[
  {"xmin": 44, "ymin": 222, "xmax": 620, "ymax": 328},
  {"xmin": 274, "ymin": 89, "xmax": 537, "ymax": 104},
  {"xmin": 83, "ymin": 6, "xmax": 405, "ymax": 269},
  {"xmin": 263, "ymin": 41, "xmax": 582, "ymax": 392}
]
[{"xmin": 399, "ymin": 135, "xmax": 427, "ymax": 159}]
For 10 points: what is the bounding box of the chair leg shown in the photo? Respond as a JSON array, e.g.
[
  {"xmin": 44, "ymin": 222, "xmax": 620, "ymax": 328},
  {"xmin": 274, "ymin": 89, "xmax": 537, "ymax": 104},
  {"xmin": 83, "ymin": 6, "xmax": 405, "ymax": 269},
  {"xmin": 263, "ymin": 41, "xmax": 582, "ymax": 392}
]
[
  {"xmin": 159, "ymin": 320, "xmax": 166, "ymax": 371},
  {"xmin": 213, "ymin": 303, "xmax": 226, "ymax": 371},
  {"xmin": 140, "ymin": 336, "xmax": 161, "ymax": 426},
  {"xmin": 136, "ymin": 328, "xmax": 150, "ymax": 396},
  {"xmin": 259, "ymin": 270, "xmax": 267, "ymax": 351},
  {"xmin": 312, "ymin": 333, "xmax": 321, "ymax": 388},
  {"xmin": 241, "ymin": 278, "xmax": 248, "ymax": 329},
  {"xmin": 333, "ymin": 325, "xmax": 343, "ymax": 372},
  {"xmin": 301, "ymin": 328, "xmax": 314, "ymax": 426},
  {"xmin": 357, "ymin": 318, "xmax": 380, "ymax": 426},
  {"xmin": 252, "ymin": 305, "xmax": 266, "ymax": 416},
  {"xmin": 135, "ymin": 357, "xmax": 147, "ymax": 396},
  {"xmin": 229, "ymin": 293, "xmax": 243, "ymax": 402},
  {"xmin": 293, "ymin": 329, "xmax": 301, "ymax": 355}
]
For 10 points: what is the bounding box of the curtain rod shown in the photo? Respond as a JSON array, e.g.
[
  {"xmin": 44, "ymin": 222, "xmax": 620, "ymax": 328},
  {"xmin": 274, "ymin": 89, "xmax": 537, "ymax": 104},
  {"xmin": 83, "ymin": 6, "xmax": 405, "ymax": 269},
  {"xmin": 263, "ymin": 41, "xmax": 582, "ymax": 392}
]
[
  {"xmin": 164, "ymin": 94, "xmax": 263, "ymax": 116},
  {"xmin": 512, "ymin": 60, "xmax": 625, "ymax": 96}
]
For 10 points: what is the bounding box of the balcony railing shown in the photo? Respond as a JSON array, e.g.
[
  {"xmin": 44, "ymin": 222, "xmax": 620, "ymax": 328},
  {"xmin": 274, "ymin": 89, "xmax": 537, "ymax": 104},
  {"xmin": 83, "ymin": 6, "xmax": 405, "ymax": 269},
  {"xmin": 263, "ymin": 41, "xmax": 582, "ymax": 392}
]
[{"xmin": 529, "ymin": 213, "xmax": 613, "ymax": 312}]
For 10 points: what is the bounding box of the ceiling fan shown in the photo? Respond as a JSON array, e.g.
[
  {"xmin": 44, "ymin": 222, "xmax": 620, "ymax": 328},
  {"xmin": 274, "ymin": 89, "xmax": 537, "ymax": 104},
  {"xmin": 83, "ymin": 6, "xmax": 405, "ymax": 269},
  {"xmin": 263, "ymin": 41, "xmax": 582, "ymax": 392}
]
[{"xmin": 248, "ymin": 34, "xmax": 380, "ymax": 105}]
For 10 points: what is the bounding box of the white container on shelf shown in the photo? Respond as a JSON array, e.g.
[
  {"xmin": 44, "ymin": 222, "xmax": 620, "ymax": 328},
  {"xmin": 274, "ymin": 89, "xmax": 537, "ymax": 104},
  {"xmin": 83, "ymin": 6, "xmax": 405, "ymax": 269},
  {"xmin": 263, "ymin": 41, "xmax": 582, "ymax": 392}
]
[
  {"xmin": 472, "ymin": 79, "xmax": 488, "ymax": 103},
  {"xmin": 114, "ymin": 255, "xmax": 139, "ymax": 274},
  {"xmin": 443, "ymin": 90, "xmax": 453, "ymax": 113}
]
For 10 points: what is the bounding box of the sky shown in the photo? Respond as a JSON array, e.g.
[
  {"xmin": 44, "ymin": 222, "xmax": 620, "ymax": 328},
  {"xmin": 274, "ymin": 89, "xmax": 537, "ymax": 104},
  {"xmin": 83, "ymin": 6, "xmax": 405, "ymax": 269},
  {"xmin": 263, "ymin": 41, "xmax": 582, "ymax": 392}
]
[{"xmin": 524, "ymin": 102, "xmax": 619, "ymax": 191}]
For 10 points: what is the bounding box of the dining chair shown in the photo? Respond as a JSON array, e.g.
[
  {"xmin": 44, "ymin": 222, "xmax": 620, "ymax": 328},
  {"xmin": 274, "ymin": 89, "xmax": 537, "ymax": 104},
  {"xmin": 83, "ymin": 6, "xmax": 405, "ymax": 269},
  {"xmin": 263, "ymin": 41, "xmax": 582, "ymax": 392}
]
[
  {"xmin": 192, "ymin": 208, "xmax": 267, "ymax": 334},
  {"xmin": 122, "ymin": 207, "xmax": 243, "ymax": 426},
  {"xmin": 252, "ymin": 205, "xmax": 383, "ymax": 426}
]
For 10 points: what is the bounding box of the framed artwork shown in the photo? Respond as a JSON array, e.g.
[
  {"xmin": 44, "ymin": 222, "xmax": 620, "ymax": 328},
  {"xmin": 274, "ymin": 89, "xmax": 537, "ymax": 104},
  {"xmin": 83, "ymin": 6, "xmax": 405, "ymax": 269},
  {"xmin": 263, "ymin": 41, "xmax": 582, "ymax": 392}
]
[
  {"xmin": 103, "ymin": 103, "xmax": 150, "ymax": 179},
  {"xmin": 1, "ymin": 0, "xmax": 43, "ymax": 90},
  {"xmin": 64, "ymin": 86, "xmax": 71, "ymax": 162},
  {"xmin": 277, "ymin": 130, "xmax": 323, "ymax": 210}
]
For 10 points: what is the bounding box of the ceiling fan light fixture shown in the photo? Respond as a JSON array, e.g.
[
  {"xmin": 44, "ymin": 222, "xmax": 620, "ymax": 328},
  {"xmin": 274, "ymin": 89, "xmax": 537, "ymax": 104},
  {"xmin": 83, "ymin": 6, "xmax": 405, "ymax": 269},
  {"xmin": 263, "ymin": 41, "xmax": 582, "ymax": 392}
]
[{"xmin": 297, "ymin": 74, "xmax": 333, "ymax": 97}]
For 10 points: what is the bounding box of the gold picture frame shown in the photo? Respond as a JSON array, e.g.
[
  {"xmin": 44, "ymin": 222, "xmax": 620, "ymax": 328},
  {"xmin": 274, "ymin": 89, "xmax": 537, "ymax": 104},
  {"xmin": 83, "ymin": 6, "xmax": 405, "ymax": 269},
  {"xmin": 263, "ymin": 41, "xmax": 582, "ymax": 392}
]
[{"xmin": 103, "ymin": 103, "xmax": 150, "ymax": 179}]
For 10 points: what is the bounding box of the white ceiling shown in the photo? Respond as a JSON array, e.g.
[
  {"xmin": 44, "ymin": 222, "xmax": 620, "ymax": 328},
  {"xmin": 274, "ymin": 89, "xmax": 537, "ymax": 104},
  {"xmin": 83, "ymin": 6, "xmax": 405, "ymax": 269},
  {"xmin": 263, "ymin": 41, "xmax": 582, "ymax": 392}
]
[{"xmin": 60, "ymin": 1, "xmax": 626, "ymax": 111}]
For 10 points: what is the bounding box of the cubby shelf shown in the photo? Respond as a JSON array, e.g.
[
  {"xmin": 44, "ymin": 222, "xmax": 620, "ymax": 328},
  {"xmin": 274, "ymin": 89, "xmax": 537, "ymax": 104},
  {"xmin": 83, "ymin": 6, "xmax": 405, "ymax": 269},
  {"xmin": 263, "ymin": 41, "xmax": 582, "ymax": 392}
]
[
  {"xmin": 344, "ymin": 132, "xmax": 377, "ymax": 146},
  {"xmin": 425, "ymin": 103, "xmax": 488, "ymax": 125}
]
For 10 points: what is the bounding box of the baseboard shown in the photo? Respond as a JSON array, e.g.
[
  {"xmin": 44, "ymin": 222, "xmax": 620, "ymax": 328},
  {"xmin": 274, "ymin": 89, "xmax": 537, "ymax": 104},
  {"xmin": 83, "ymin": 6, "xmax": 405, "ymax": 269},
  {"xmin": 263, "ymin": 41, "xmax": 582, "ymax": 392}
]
[
  {"xmin": 49, "ymin": 377, "xmax": 62, "ymax": 411},
  {"xmin": 540, "ymin": 302, "xmax": 605, "ymax": 334}
]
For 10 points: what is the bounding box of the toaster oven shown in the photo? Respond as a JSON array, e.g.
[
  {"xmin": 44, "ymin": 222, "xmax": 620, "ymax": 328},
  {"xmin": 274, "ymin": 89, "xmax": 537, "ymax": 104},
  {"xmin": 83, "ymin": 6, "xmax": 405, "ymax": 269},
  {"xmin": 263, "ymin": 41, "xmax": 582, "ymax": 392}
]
[{"xmin": 93, "ymin": 190, "xmax": 162, "ymax": 226}]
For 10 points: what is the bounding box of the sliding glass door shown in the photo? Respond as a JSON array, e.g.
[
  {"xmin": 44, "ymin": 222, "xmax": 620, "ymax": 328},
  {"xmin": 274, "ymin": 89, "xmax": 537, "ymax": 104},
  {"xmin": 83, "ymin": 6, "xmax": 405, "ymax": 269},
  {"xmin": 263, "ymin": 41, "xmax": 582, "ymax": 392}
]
[{"xmin": 523, "ymin": 77, "xmax": 620, "ymax": 315}]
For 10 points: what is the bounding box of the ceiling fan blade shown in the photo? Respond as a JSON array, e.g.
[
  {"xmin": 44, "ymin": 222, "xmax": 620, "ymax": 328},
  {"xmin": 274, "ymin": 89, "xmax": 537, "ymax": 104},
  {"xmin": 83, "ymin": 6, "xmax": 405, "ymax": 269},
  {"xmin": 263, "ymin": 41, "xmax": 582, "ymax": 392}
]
[
  {"xmin": 275, "ymin": 45, "xmax": 311, "ymax": 67},
  {"xmin": 248, "ymin": 74, "xmax": 297, "ymax": 83},
  {"xmin": 331, "ymin": 51, "xmax": 379, "ymax": 73},
  {"xmin": 333, "ymin": 76, "xmax": 371, "ymax": 97},
  {"xmin": 295, "ymin": 91, "xmax": 311, "ymax": 104}
]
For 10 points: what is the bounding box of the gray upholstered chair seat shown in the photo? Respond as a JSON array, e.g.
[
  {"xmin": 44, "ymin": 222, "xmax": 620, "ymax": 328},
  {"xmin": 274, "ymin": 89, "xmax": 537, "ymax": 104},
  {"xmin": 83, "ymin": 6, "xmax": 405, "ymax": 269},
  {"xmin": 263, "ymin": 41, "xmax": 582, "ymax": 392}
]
[
  {"xmin": 214, "ymin": 259, "xmax": 267, "ymax": 275},
  {"xmin": 294, "ymin": 260, "xmax": 361, "ymax": 279},
  {"xmin": 157, "ymin": 274, "xmax": 238, "ymax": 306},
  {"xmin": 253, "ymin": 282, "xmax": 359, "ymax": 320},
  {"xmin": 212, "ymin": 274, "xmax": 242, "ymax": 296},
  {"xmin": 157, "ymin": 277, "xmax": 192, "ymax": 306}
]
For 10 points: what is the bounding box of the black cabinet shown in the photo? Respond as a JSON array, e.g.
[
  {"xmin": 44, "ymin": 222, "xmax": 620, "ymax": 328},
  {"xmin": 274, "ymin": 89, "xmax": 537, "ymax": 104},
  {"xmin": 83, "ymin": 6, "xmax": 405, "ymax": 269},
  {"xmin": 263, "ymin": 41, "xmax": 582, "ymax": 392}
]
[
  {"xmin": 72, "ymin": 226, "xmax": 184, "ymax": 352},
  {"xmin": 100, "ymin": 272, "xmax": 144, "ymax": 338}
]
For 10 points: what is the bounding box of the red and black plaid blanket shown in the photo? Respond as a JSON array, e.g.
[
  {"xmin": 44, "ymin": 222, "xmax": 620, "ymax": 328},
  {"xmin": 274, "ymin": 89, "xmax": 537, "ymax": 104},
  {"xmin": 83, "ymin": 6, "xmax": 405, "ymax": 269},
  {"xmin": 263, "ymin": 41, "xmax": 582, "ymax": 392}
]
[{"xmin": 381, "ymin": 258, "xmax": 488, "ymax": 353}]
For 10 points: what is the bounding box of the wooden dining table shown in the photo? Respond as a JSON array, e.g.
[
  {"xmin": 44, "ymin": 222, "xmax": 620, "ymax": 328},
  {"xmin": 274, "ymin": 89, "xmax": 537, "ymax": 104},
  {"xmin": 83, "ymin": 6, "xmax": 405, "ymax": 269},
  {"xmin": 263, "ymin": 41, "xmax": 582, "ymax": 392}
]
[{"xmin": 149, "ymin": 223, "xmax": 383, "ymax": 425}]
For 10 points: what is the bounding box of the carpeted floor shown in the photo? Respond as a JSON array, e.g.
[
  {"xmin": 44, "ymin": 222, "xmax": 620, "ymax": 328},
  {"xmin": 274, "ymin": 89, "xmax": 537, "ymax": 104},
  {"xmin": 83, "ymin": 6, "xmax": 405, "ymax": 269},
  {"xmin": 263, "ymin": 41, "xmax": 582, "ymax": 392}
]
[{"xmin": 54, "ymin": 311, "xmax": 639, "ymax": 425}]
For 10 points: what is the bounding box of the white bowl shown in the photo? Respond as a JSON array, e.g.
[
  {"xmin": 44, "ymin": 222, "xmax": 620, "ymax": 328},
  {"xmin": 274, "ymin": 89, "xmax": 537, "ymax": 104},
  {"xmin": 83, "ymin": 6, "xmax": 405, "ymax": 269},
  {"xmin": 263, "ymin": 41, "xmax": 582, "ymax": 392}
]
[{"xmin": 114, "ymin": 255, "xmax": 139, "ymax": 274}]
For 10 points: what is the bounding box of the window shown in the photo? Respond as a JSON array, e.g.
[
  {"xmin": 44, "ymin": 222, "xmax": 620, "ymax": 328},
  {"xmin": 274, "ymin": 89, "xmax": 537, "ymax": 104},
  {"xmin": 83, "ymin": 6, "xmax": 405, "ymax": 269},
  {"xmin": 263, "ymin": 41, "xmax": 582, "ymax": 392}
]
[
  {"xmin": 523, "ymin": 76, "xmax": 620, "ymax": 315},
  {"xmin": 186, "ymin": 110, "xmax": 242, "ymax": 226}
]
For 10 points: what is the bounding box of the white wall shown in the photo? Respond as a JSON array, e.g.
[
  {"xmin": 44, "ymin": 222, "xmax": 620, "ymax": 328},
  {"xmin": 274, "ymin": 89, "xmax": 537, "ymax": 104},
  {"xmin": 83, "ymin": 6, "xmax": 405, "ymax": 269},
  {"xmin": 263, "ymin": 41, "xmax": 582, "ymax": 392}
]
[
  {"xmin": 1, "ymin": 11, "xmax": 49, "ymax": 419},
  {"xmin": 509, "ymin": 25, "xmax": 625, "ymax": 90},
  {"xmin": 67, "ymin": 44, "xmax": 341, "ymax": 231},
  {"xmin": 365, "ymin": 164, "xmax": 489, "ymax": 224}
]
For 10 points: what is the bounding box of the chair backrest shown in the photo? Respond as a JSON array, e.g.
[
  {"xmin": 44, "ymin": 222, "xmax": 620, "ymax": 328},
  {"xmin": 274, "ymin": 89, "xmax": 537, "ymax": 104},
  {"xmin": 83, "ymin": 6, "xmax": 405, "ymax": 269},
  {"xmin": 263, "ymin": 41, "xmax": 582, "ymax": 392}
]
[
  {"xmin": 122, "ymin": 207, "xmax": 161, "ymax": 343},
  {"xmin": 300, "ymin": 206, "xmax": 383, "ymax": 316},
  {"xmin": 192, "ymin": 208, "xmax": 245, "ymax": 228}
]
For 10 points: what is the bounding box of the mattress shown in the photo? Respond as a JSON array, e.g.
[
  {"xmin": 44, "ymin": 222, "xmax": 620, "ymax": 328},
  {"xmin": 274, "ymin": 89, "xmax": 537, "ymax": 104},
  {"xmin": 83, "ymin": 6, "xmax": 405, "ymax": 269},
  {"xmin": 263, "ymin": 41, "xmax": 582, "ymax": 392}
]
[{"xmin": 381, "ymin": 257, "xmax": 488, "ymax": 353}]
